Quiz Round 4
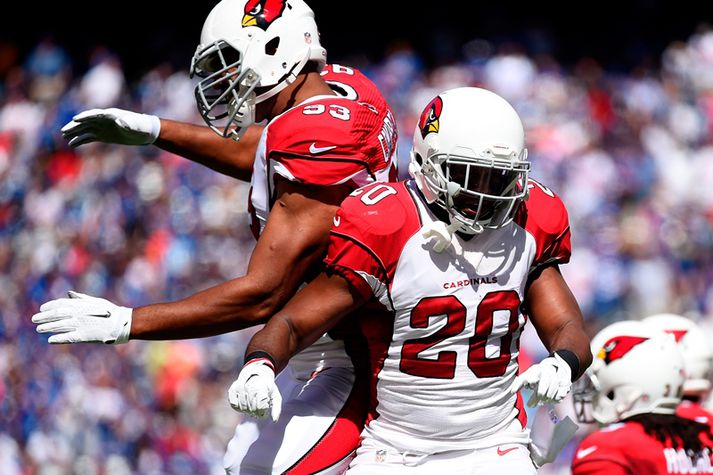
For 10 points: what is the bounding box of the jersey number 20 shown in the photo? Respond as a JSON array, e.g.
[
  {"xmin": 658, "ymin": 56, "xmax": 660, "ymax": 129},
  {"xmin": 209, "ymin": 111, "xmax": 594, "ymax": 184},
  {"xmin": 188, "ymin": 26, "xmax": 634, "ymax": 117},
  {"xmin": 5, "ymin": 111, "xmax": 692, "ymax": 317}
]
[{"xmin": 400, "ymin": 291, "xmax": 521, "ymax": 379}]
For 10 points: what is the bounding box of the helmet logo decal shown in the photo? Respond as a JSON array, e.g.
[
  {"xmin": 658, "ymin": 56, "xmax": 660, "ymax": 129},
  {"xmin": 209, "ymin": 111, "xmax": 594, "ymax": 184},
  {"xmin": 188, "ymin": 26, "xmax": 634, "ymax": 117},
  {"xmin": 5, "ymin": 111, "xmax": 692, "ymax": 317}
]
[
  {"xmin": 419, "ymin": 96, "xmax": 443, "ymax": 138},
  {"xmin": 597, "ymin": 336, "xmax": 648, "ymax": 365},
  {"xmin": 242, "ymin": 0, "xmax": 286, "ymax": 29}
]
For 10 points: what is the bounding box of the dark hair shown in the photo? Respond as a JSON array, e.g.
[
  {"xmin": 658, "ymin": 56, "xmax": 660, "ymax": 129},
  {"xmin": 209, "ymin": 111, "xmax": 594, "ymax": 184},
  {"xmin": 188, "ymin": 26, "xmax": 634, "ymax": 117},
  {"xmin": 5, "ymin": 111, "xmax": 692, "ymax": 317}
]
[{"xmin": 625, "ymin": 413, "xmax": 713, "ymax": 454}]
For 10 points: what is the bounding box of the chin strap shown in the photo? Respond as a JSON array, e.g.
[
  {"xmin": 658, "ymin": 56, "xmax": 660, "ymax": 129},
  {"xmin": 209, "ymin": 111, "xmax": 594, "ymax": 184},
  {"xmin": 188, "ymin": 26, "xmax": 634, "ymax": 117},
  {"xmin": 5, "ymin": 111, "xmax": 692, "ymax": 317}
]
[
  {"xmin": 254, "ymin": 50, "xmax": 312, "ymax": 104},
  {"xmin": 422, "ymin": 220, "xmax": 462, "ymax": 253},
  {"xmin": 411, "ymin": 160, "xmax": 483, "ymax": 253}
]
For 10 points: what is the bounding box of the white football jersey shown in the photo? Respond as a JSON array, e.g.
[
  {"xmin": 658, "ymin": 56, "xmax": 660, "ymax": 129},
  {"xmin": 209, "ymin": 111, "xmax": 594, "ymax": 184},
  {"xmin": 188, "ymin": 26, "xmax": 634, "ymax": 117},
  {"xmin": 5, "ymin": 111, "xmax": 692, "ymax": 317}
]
[
  {"xmin": 323, "ymin": 179, "xmax": 572, "ymax": 453},
  {"xmin": 247, "ymin": 64, "xmax": 398, "ymax": 378}
]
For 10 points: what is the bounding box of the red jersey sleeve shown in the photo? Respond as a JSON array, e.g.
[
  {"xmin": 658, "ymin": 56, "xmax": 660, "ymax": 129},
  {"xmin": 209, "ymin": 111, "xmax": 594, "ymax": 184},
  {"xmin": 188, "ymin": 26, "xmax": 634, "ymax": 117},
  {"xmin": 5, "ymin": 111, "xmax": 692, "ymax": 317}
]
[
  {"xmin": 515, "ymin": 179, "xmax": 572, "ymax": 271},
  {"xmin": 324, "ymin": 182, "xmax": 421, "ymax": 304}
]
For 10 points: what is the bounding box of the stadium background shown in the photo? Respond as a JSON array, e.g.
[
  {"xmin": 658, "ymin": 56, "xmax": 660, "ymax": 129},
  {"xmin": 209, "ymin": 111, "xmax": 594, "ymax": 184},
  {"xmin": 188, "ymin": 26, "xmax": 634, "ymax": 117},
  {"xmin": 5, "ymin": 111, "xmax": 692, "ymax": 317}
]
[{"xmin": 2, "ymin": 1, "xmax": 713, "ymax": 473}]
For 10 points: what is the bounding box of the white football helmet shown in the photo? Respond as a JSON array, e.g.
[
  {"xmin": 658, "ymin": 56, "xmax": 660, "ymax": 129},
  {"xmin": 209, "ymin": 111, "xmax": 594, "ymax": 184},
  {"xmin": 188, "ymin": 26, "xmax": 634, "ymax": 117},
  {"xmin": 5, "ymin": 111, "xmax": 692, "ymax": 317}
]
[
  {"xmin": 643, "ymin": 313, "xmax": 713, "ymax": 398},
  {"xmin": 409, "ymin": 87, "xmax": 530, "ymax": 235},
  {"xmin": 572, "ymin": 320, "xmax": 685, "ymax": 425},
  {"xmin": 191, "ymin": 0, "xmax": 327, "ymax": 139}
]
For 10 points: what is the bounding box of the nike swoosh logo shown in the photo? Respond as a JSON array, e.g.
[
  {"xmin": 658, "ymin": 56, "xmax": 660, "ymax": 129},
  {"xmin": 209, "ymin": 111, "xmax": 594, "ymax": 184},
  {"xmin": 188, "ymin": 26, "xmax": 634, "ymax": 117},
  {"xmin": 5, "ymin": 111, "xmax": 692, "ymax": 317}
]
[
  {"xmin": 88, "ymin": 311, "xmax": 112, "ymax": 318},
  {"xmin": 497, "ymin": 446, "xmax": 518, "ymax": 456},
  {"xmin": 333, "ymin": 215, "xmax": 341, "ymax": 227},
  {"xmin": 576, "ymin": 446, "xmax": 598, "ymax": 459},
  {"xmin": 309, "ymin": 143, "xmax": 337, "ymax": 154}
]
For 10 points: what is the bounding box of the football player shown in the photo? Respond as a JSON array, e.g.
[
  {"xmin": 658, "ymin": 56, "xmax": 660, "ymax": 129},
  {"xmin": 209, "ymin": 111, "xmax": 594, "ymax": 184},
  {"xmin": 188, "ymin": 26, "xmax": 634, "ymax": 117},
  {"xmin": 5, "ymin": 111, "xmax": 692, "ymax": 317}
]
[
  {"xmin": 227, "ymin": 87, "xmax": 592, "ymax": 474},
  {"xmin": 571, "ymin": 320, "xmax": 713, "ymax": 474},
  {"xmin": 33, "ymin": 0, "xmax": 398, "ymax": 473},
  {"xmin": 644, "ymin": 314, "xmax": 713, "ymax": 429}
]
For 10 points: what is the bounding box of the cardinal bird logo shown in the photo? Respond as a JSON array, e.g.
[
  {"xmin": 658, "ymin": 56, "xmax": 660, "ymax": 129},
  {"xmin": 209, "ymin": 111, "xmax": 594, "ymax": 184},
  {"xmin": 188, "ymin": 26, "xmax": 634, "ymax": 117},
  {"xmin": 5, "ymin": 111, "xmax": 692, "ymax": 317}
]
[
  {"xmin": 419, "ymin": 96, "xmax": 443, "ymax": 138},
  {"xmin": 597, "ymin": 336, "xmax": 649, "ymax": 365},
  {"xmin": 242, "ymin": 0, "xmax": 286, "ymax": 29}
]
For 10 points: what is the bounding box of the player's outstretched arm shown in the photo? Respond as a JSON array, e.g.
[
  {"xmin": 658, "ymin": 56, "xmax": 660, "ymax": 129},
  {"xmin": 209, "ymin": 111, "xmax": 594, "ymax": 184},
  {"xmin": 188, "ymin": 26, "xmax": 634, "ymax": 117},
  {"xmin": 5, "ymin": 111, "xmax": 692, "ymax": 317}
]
[
  {"xmin": 33, "ymin": 175, "xmax": 352, "ymax": 343},
  {"xmin": 249, "ymin": 270, "xmax": 365, "ymax": 372},
  {"xmin": 154, "ymin": 120, "xmax": 261, "ymax": 181},
  {"xmin": 227, "ymin": 270, "xmax": 366, "ymax": 420},
  {"xmin": 511, "ymin": 265, "xmax": 592, "ymax": 407},
  {"xmin": 61, "ymin": 108, "xmax": 262, "ymax": 181}
]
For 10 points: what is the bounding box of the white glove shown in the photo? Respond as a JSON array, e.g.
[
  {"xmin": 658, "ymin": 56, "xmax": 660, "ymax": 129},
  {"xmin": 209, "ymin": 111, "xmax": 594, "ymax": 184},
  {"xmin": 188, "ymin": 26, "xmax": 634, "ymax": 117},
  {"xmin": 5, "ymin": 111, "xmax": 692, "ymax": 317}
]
[
  {"xmin": 32, "ymin": 291, "xmax": 132, "ymax": 344},
  {"xmin": 228, "ymin": 359, "xmax": 282, "ymax": 422},
  {"xmin": 510, "ymin": 353, "xmax": 572, "ymax": 407},
  {"xmin": 61, "ymin": 108, "xmax": 161, "ymax": 147}
]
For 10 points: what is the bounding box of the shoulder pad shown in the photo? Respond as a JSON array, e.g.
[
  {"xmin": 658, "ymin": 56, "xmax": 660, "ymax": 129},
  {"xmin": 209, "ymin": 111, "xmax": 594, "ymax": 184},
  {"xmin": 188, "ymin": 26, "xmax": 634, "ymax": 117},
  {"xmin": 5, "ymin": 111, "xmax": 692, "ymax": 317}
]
[
  {"xmin": 516, "ymin": 179, "xmax": 571, "ymax": 268},
  {"xmin": 324, "ymin": 182, "xmax": 421, "ymax": 299},
  {"xmin": 267, "ymin": 98, "xmax": 396, "ymax": 186}
]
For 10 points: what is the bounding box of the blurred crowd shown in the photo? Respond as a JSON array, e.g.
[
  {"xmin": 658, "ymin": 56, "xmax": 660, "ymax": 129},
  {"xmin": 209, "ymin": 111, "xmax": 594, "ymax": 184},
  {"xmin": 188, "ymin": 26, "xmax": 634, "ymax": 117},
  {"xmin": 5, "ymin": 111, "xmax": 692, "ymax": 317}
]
[{"xmin": 1, "ymin": 25, "xmax": 713, "ymax": 474}]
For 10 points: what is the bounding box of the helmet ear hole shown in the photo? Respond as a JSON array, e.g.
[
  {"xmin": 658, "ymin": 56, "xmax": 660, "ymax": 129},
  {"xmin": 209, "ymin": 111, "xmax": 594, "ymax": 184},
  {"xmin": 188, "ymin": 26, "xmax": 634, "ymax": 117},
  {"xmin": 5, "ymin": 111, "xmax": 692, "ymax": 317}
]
[
  {"xmin": 265, "ymin": 37, "xmax": 280, "ymax": 56},
  {"xmin": 221, "ymin": 46, "xmax": 241, "ymax": 67},
  {"xmin": 414, "ymin": 153, "xmax": 423, "ymax": 165},
  {"xmin": 606, "ymin": 390, "xmax": 616, "ymax": 401}
]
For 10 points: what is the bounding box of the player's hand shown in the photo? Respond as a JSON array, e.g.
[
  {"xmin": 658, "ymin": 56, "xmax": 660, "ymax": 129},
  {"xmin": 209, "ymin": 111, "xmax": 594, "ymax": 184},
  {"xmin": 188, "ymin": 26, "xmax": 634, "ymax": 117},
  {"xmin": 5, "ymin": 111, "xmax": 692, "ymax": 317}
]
[
  {"xmin": 61, "ymin": 108, "xmax": 161, "ymax": 147},
  {"xmin": 32, "ymin": 291, "xmax": 132, "ymax": 344},
  {"xmin": 510, "ymin": 353, "xmax": 572, "ymax": 407},
  {"xmin": 228, "ymin": 359, "xmax": 282, "ymax": 422}
]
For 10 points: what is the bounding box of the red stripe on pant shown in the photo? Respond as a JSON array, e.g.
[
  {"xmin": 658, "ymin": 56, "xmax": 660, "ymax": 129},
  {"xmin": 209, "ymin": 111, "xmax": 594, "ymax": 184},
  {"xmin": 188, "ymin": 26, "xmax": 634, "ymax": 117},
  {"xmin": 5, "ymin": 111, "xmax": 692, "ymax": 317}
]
[
  {"xmin": 283, "ymin": 372, "xmax": 368, "ymax": 475},
  {"xmin": 515, "ymin": 391, "xmax": 528, "ymax": 429}
]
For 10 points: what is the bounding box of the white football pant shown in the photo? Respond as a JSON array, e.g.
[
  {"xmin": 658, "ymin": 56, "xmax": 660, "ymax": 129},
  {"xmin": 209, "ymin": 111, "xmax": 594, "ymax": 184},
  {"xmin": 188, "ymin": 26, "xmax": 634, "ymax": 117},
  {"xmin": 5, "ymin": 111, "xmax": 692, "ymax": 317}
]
[
  {"xmin": 347, "ymin": 437, "xmax": 537, "ymax": 475},
  {"xmin": 224, "ymin": 366, "xmax": 364, "ymax": 474}
]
